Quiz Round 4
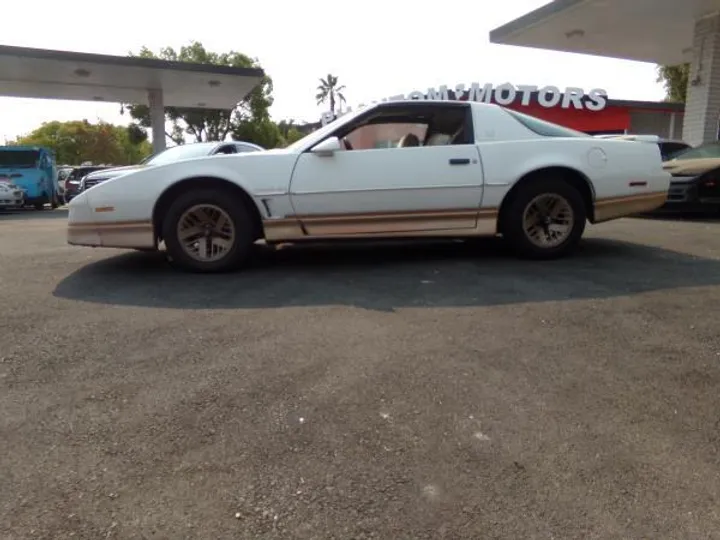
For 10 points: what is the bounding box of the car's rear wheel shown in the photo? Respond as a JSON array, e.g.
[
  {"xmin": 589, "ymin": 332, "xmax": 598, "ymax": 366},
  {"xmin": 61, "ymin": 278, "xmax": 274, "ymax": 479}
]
[
  {"xmin": 162, "ymin": 189, "xmax": 255, "ymax": 273},
  {"xmin": 502, "ymin": 179, "xmax": 586, "ymax": 260}
]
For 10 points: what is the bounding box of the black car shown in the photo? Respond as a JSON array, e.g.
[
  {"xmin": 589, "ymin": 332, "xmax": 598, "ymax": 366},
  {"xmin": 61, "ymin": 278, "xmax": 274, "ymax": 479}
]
[{"xmin": 64, "ymin": 165, "xmax": 114, "ymax": 202}]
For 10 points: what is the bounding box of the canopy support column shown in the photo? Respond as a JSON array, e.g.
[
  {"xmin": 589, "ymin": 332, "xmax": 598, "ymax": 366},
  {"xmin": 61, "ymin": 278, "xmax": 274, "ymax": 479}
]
[{"xmin": 148, "ymin": 89, "xmax": 166, "ymax": 153}]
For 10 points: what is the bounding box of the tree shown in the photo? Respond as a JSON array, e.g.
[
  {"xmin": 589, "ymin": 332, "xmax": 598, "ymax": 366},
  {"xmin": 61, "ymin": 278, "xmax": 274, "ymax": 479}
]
[
  {"xmin": 277, "ymin": 120, "xmax": 306, "ymax": 145},
  {"xmin": 657, "ymin": 63, "xmax": 690, "ymax": 103},
  {"xmin": 315, "ymin": 74, "xmax": 346, "ymax": 115},
  {"xmin": 124, "ymin": 41, "xmax": 273, "ymax": 146},
  {"xmin": 231, "ymin": 118, "xmax": 284, "ymax": 149},
  {"xmin": 12, "ymin": 120, "xmax": 152, "ymax": 165}
]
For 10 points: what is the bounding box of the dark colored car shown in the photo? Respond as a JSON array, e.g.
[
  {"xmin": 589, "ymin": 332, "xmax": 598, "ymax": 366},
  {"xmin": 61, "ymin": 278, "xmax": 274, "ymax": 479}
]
[
  {"xmin": 79, "ymin": 140, "xmax": 264, "ymax": 193},
  {"xmin": 64, "ymin": 165, "xmax": 113, "ymax": 202},
  {"xmin": 660, "ymin": 142, "xmax": 720, "ymax": 212}
]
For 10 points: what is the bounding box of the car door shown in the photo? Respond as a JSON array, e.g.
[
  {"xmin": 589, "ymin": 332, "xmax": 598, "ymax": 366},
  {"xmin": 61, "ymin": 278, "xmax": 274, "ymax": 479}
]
[{"xmin": 288, "ymin": 103, "xmax": 485, "ymax": 236}]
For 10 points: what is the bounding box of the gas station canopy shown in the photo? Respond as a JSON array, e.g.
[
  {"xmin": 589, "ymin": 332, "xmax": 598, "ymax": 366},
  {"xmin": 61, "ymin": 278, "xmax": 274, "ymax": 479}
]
[
  {"xmin": 0, "ymin": 44, "xmax": 265, "ymax": 151},
  {"xmin": 0, "ymin": 44, "xmax": 264, "ymax": 108},
  {"xmin": 489, "ymin": 0, "xmax": 720, "ymax": 146},
  {"xmin": 489, "ymin": 0, "xmax": 720, "ymax": 66}
]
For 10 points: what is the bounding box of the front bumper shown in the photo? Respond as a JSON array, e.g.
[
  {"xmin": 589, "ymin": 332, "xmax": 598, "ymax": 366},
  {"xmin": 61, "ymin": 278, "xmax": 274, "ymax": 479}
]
[
  {"xmin": 657, "ymin": 177, "xmax": 720, "ymax": 212},
  {"xmin": 0, "ymin": 186, "xmax": 25, "ymax": 207},
  {"xmin": 67, "ymin": 194, "xmax": 155, "ymax": 249}
]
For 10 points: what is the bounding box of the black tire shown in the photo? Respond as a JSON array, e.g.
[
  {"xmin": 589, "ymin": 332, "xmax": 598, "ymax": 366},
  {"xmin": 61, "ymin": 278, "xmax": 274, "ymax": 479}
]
[
  {"xmin": 502, "ymin": 178, "xmax": 587, "ymax": 260},
  {"xmin": 161, "ymin": 188, "xmax": 256, "ymax": 273},
  {"xmin": 33, "ymin": 202, "xmax": 44, "ymax": 211}
]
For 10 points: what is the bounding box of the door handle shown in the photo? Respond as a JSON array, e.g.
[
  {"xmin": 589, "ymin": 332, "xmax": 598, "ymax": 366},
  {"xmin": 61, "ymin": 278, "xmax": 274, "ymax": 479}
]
[{"xmin": 449, "ymin": 158, "xmax": 471, "ymax": 165}]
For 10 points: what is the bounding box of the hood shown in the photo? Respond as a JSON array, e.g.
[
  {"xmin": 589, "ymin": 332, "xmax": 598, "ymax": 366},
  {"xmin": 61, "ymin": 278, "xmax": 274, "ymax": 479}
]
[
  {"xmin": 663, "ymin": 157, "xmax": 720, "ymax": 176},
  {"xmin": 86, "ymin": 164, "xmax": 145, "ymax": 180}
]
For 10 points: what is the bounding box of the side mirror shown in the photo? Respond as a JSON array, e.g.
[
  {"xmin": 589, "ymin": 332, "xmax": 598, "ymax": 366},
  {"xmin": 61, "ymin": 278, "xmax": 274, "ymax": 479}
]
[{"xmin": 311, "ymin": 136, "xmax": 342, "ymax": 157}]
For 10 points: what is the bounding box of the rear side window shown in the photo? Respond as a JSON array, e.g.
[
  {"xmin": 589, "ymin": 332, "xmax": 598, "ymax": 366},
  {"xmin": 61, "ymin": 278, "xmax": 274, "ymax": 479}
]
[{"xmin": 503, "ymin": 108, "xmax": 588, "ymax": 138}]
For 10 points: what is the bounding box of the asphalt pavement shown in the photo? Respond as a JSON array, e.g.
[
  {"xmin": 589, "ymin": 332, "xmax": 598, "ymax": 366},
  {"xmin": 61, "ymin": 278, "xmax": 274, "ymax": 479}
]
[{"xmin": 2, "ymin": 208, "xmax": 720, "ymax": 539}]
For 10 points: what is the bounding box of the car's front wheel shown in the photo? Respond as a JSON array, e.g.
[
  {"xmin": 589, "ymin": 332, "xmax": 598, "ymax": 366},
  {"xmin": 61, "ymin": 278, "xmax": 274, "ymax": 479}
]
[
  {"xmin": 162, "ymin": 189, "xmax": 255, "ymax": 273},
  {"xmin": 502, "ymin": 179, "xmax": 586, "ymax": 260}
]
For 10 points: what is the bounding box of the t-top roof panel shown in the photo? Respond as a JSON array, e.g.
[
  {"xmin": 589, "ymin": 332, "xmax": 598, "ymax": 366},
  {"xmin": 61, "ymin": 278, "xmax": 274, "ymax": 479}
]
[
  {"xmin": 0, "ymin": 44, "xmax": 265, "ymax": 109},
  {"xmin": 489, "ymin": 0, "xmax": 720, "ymax": 66}
]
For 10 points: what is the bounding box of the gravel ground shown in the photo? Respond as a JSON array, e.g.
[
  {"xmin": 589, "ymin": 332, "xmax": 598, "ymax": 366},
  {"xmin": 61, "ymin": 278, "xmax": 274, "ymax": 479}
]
[{"xmin": 2, "ymin": 209, "xmax": 720, "ymax": 539}]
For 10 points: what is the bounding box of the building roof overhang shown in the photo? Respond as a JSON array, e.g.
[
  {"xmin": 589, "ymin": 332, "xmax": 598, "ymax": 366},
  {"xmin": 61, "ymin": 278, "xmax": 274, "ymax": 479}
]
[{"xmin": 0, "ymin": 44, "xmax": 265, "ymax": 108}]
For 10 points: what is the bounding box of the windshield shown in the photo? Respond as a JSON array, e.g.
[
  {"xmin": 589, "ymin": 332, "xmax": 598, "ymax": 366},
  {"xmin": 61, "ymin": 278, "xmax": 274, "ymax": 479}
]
[
  {"xmin": 0, "ymin": 150, "xmax": 40, "ymax": 168},
  {"xmin": 145, "ymin": 143, "xmax": 216, "ymax": 166},
  {"xmin": 667, "ymin": 142, "xmax": 720, "ymax": 161},
  {"xmin": 285, "ymin": 108, "xmax": 368, "ymax": 152}
]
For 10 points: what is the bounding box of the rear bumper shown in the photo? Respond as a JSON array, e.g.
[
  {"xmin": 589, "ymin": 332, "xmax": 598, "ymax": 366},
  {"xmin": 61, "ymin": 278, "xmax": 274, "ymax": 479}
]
[{"xmin": 594, "ymin": 191, "xmax": 668, "ymax": 222}]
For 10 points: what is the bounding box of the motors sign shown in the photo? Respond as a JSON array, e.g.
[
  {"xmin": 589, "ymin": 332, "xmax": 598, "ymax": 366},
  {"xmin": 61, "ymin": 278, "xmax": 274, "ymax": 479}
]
[{"xmin": 320, "ymin": 83, "xmax": 609, "ymax": 125}]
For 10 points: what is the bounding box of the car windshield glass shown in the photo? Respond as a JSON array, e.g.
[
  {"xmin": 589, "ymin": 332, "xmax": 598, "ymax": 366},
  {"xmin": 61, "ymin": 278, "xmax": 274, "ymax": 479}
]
[
  {"xmin": 0, "ymin": 150, "xmax": 40, "ymax": 168},
  {"xmin": 146, "ymin": 143, "xmax": 216, "ymax": 166},
  {"xmin": 669, "ymin": 142, "xmax": 720, "ymax": 160},
  {"xmin": 285, "ymin": 108, "xmax": 368, "ymax": 151}
]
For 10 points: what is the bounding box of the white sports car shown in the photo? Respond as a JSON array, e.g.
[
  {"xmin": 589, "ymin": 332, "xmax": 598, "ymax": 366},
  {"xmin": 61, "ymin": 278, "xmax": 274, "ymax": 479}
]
[{"xmin": 67, "ymin": 100, "xmax": 670, "ymax": 273}]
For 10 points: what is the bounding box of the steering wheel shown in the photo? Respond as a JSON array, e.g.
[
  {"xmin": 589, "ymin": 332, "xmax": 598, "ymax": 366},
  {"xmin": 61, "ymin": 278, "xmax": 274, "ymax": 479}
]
[{"xmin": 342, "ymin": 137, "xmax": 353, "ymax": 151}]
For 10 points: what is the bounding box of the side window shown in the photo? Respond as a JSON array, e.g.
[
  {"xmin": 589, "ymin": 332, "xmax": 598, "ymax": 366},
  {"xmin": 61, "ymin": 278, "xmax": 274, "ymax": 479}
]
[
  {"xmin": 346, "ymin": 123, "xmax": 428, "ymax": 150},
  {"xmin": 338, "ymin": 105, "xmax": 473, "ymax": 151}
]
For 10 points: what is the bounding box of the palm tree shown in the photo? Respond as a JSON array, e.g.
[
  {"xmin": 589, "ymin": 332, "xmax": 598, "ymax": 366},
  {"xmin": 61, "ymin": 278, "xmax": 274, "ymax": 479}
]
[{"xmin": 316, "ymin": 74, "xmax": 346, "ymax": 115}]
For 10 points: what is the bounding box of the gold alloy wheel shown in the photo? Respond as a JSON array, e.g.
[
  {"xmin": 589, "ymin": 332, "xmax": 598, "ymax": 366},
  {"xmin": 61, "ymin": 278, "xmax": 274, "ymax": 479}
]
[
  {"xmin": 522, "ymin": 193, "xmax": 575, "ymax": 249},
  {"xmin": 177, "ymin": 204, "xmax": 235, "ymax": 262}
]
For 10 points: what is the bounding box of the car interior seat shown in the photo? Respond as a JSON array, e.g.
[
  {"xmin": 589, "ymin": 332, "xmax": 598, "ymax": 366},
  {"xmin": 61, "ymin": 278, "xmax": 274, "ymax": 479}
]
[{"xmin": 397, "ymin": 133, "xmax": 420, "ymax": 147}]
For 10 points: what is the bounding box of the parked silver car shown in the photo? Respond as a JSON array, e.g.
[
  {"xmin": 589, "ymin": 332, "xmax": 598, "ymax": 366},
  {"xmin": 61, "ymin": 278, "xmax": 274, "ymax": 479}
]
[{"xmin": 79, "ymin": 140, "xmax": 265, "ymax": 192}]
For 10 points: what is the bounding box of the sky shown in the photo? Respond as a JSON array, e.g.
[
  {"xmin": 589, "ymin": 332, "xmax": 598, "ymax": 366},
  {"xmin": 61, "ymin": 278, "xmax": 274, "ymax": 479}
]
[{"xmin": 0, "ymin": 0, "xmax": 667, "ymax": 143}]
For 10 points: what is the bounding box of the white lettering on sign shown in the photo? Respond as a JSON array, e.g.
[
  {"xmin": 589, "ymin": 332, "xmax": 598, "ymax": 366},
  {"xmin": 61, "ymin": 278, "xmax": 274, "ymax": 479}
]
[
  {"xmin": 493, "ymin": 83, "xmax": 517, "ymax": 106},
  {"xmin": 538, "ymin": 85, "xmax": 562, "ymax": 107},
  {"xmin": 586, "ymin": 88, "xmax": 608, "ymax": 112},
  {"xmin": 426, "ymin": 85, "xmax": 449, "ymax": 101},
  {"xmin": 320, "ymin": 83, "xmax": 609, "ymax": 125},
  {"xmin": 468, "ymin": 83, "xmax": 493, "ymax": 103},
  {"xmin": 517, "ymin": 85, "xmax": 538, "ymax": 106}
]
